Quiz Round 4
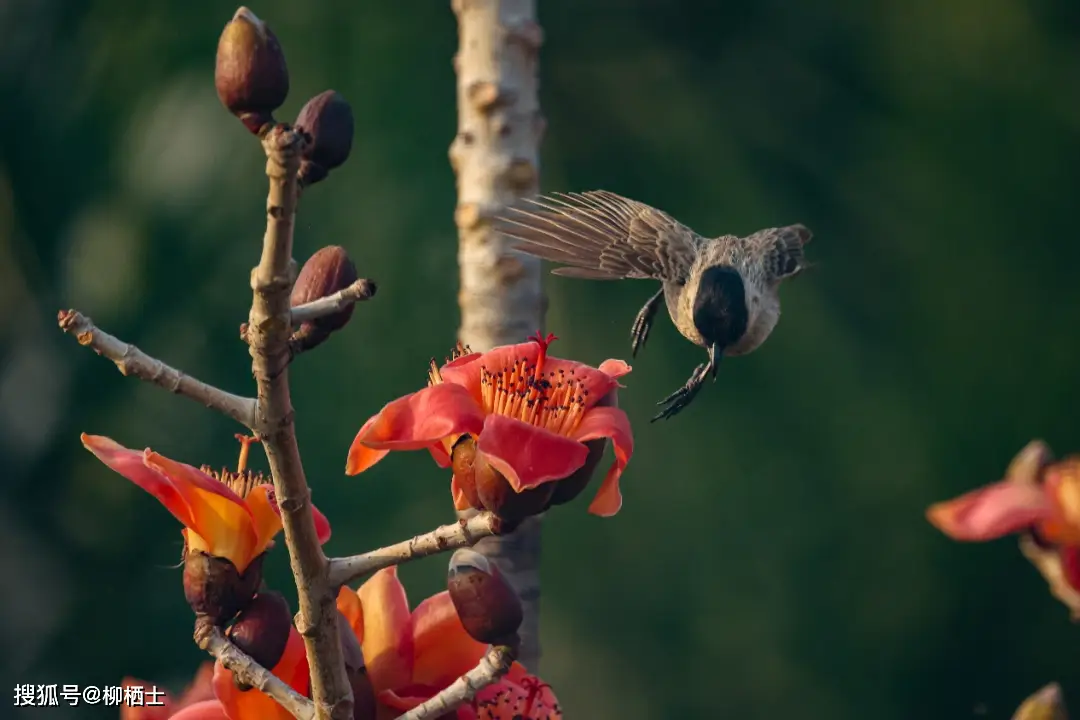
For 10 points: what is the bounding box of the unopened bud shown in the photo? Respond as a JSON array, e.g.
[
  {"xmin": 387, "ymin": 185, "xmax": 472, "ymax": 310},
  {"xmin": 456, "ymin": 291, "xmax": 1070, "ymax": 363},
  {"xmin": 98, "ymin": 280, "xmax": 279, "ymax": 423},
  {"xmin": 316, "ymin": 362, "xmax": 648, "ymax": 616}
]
[
  {"xmin": 215, "ymin": 7, "xmax": 289, "ymax": 134},
  {"xmin": 182, "ymin": 549, "xmax": 264, "ymax": 625},
  {"xmin": 451, "ymin": 435, "xmax": 552, "ymax": 524},
  {"xmin": 447, "ymin": 548, "xmax": 522, "ymax": 646},
  {"xmin": 547, "ymin": 388, "xmax": 618, "ymax": 508},
  {"xmin": 227, "ymin": 592, "xmax": 292, "ymax": 671},
  {"xmin": 290, "ymin": 245, "xmax": 359, "ymax": 353},
  {"xmin": 295, "ymin": 90, "xmax": 355, "ymax": 187}
]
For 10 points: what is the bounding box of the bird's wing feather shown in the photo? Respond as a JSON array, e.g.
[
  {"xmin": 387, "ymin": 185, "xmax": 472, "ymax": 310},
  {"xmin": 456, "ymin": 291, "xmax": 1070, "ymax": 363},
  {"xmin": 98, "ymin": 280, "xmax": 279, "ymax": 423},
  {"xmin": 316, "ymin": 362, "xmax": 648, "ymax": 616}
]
[
  {"xmin": 743, "ymin": 224, "xmax": 812, "ymax": 280},
  {"xmin": 495, "ymin": 190, "xmax": 702, "ymax": 282}
]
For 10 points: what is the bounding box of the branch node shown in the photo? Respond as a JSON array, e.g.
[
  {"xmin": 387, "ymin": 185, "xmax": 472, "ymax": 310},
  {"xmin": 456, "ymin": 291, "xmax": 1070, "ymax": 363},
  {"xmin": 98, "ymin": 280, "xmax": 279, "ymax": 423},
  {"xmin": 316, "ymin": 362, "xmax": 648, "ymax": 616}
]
[{"xmin": 466, "ymin": 81, "xmax": 515, "ymax": 113}]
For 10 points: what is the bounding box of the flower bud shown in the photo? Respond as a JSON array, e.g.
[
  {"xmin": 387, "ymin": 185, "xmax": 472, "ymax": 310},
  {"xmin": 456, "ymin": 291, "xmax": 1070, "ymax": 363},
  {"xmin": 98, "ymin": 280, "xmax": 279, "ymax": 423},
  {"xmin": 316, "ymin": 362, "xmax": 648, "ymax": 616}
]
[
  {"xmin": 547, "ymin": 388, "xmax": 618, "ymax": 508},
  {"xmin": 335, "ymin": 611, "xmax": 376, "ymax": 720},
  {"xmin": 447, "ymin": 548, "xmax": 522, "ymax": 646},
  {"xmin": 226, "ymin": 591, "xmax": 292, "ymax": 671},
  {"xmin": 215, "ymin": 7, "xmax": 289, "ymax": 134},
  {"xmin": 1011, "ymin": 682, "xmax": 1068, "ymax": 720},
  {"xmin": 295, "ymin": 90, "xmax": 355, "ymax": 187},
  {"xmin": 290, "ymin": 245, "xmax": 359, "ymax": 353},
  {"xmin": 182, "ymin": 549, "xmax": 264, "ymax": 625},
  {"xmin": 451, "ymin": 435, "xmax": 553, "ymax": 524}
]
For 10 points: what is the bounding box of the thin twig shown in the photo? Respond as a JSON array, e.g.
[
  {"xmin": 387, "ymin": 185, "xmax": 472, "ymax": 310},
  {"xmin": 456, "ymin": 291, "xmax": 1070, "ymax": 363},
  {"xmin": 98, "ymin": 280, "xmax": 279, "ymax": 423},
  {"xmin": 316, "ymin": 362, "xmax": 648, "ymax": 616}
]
[
  {"xmin": 247, "ymin": 124, "xmax": 352, "ymax": 720},
  {"xmin": 327, "ymin": 512, "xmax": 502, "ymax": 587},
  {"xmin": 395, "ymin": 644, "xmax": 516, "ymax": 720},
  {"xmin": 195, "ymin": 620, "xmax": 315, "ymax": 720},
  {"xmin": 57, "ymin": 309, "xmax": 257, "ymax": 428},
  {"xmin": 291, "ymin": 279, "xmax": 377, "ymax": 324}
]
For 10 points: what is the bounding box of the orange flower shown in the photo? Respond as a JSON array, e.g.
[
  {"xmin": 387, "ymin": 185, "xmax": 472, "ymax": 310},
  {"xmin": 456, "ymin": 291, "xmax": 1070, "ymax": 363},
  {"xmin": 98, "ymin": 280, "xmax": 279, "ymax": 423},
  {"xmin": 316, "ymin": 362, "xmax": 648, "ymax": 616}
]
[
  {"xmin": 346, "ymin": 332, "xmax": 634, "ymax": 517},
  {"xmin": 82, "ymin": 433, "xmax": 331, "ymax": 573},
  {"xmin": 336, "ymin": 567, "xmax": 562, "ymax": 719},
  {"xmin": 926, "ymin": 445, "xmax": 1080, "ymax": 590},
  {"xmin": 122, "ymin": 663, "xmax": 216, "ymax": 720},
  {"xmin": 212, "ymin": 626, "xmax": 311, "ymax": 720}
]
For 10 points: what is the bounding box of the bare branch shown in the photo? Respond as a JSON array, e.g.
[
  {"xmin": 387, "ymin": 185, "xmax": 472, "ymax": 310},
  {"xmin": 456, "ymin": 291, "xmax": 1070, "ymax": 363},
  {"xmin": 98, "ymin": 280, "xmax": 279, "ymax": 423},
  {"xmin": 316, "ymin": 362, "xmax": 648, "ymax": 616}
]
[
  {"xmin": 290, "ymin": 279, "xmax": 377, "ymax": 324},
  {"xmin": 450, "ymin": 0, "xmax": 547, "ymax": 671},
  {"xmin": 394, "ymin": 644, "xmax": 516, "ymax": 720},
  {"xmin": 247, "ymin": 124, "xmax": 352, "ymax": 720},
  {"xmin": 328, "ymin": 512, "xmax": 502, "ymax": 587},
  {"xmin": 195, "ymin": 620, "xmax": 315, "ymax": 720},
  {"xmin": 57, "ymin": 309, "xmax": 257, "ymax": 428}
]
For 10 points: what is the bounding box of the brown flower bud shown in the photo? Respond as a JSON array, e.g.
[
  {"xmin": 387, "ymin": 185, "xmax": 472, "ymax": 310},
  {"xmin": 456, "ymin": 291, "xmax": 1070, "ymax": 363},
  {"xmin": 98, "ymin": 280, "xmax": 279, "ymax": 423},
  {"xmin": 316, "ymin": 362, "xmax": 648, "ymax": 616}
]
[
  {"xmin": 335, "ymin": 611, "xmax": 376, "ymax": 720},
  {"xmin": 451, "ymin": 435, "xmax": 553, "ymax": 524},
  {"xmin": 289, "ymin": 245, "xmax": 359, "ymax": 353},
  {"xmin": 215, "ymin": 7, "xmax": 289, "ymax": 134},
  {"xmin": 182, "ymin": 549, "xmax": 264, "ymax": 625},
  {"xmin": 295, "ymin": 90, "xmax": 355, "ymax": 187},
  {"xmin": 547, "ymin": 387, "xmax": 619, "ymax": 508},
  {"xmin": 226, "ymin": 591, "xmax": 292, "ymax": 671},
  {"xmin": 447, "ymin": 549, "xmax": 522, "ymax": 646}
]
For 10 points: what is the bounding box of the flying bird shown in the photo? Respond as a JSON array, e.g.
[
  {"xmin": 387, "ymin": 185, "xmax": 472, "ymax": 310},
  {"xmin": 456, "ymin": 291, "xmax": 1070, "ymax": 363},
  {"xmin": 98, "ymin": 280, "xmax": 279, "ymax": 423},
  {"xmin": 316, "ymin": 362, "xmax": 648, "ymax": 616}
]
[{"xmin": 495, "ymin": 190, "xmax": 812, "ymax": 422}]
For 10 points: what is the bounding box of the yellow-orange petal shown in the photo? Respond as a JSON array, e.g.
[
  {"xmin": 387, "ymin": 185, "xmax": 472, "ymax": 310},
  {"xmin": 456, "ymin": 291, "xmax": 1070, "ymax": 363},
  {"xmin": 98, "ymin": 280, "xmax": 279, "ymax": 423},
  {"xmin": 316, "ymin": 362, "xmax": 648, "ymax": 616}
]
[
  {"xmin": 926, "ymin": 480, "xmax": 1051, "ymax": 541},
  {"xmin": 213, "ymin": 627, "xmax": 309, "ymax": 720},
  {"xmin": 83, "ymin": 434, "xmax": 197, "ymax": 530},
  {"xmin": 450, "ymin": 474, "xmax": 477, "ymax": 511},
  {"xmin": 571, "ymin": 406, "xmax": 634, "ymax": 517},
  {"xmin": 346, "ymin": 384, "xmax": 486, "ymax": 476},
  {"xmin": 146, "ymin": 452, "xmax": 259, "ymax": 569},
  {"xmin": 336, "ymin": 585, "xmax": 364, "ymax": 643},
  {"xmin": 358, "ymin": 567, "xmax": 414, "ymax": 692},
  {"xmin": 245, "ymin": 485, "xmax": 285, "ymax": 559},
  {"xmin": 411, "ymin": 591, "xmax": 486, "ymax": 688}
]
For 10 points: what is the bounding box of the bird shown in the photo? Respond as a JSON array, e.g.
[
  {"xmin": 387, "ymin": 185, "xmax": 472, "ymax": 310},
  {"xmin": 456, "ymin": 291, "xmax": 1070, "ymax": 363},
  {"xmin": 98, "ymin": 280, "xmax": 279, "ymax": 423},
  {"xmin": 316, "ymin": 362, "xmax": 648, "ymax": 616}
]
[{"xmin": 494, "ymin": 190, "xmax": 812, "ymax": 422}]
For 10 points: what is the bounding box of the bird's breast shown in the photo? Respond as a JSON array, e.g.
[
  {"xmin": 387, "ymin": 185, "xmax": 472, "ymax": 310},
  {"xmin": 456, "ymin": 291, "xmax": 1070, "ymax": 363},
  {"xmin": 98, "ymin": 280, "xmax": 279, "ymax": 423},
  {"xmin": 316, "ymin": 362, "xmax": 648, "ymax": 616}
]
[{"xmin": 727, "ymin": 289, "xmax": 780, "ymax": 356}]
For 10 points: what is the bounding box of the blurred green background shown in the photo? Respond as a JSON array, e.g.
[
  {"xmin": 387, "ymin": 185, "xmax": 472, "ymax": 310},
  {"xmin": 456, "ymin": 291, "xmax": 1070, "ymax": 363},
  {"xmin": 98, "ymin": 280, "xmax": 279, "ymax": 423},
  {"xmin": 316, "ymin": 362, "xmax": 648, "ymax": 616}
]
[{"xmin": 3, "ymin": 0, "xmax": 1080, "ymax": 718}]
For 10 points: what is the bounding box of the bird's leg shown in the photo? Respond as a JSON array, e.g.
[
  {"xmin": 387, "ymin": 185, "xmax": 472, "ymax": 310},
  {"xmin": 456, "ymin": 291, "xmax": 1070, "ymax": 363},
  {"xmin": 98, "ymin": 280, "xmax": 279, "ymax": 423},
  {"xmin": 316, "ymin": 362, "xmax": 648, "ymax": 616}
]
[
  {"xmin": 630, "ymin": 287, "xmax": 665, "ymax": 357},
  {"xmin": 651, "ymin": 344, "xmax": 721, "ymax": 422}
]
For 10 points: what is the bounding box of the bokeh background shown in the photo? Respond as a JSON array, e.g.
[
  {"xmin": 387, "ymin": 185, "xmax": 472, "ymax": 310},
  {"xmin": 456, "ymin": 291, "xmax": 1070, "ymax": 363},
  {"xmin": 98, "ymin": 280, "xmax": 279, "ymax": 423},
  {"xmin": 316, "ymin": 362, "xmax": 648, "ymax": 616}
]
[{"xmin": 3, "ymin": 0, "xmax": 1080, "ymax": 718}]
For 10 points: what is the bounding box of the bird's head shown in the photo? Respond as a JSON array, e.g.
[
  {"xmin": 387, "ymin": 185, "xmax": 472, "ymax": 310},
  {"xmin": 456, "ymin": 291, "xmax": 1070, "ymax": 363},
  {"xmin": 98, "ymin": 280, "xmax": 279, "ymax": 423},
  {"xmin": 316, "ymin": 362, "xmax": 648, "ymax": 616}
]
[{"xmin": 692, "ymin": 265, "xmax": 749, "ymax": 353}]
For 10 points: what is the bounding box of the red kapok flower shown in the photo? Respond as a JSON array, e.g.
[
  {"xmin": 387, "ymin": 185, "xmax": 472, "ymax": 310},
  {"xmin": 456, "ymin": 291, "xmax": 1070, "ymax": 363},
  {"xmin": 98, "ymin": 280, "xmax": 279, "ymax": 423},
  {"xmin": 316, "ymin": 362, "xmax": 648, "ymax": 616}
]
[
  {"xmin": 336, "ymin": 567, "xmax": 561, "ymax": 719},
  {"xmin": 346, "ymin": 332, "xmax": 634, "ymax": 517},
  {"xmin": 926, "ymin": 440, "xmax": 1080, "ymax": 591},
  {"xmin": 211, "ymin": 625, "xmax": 311, "ymax": 720},
  {"xmin": 82, "ymin": 433, "xmax": 331, "ymax": 573},
  {"xmin": 121, "ymin": 662, "xmax": 216, "ymax": 720}
]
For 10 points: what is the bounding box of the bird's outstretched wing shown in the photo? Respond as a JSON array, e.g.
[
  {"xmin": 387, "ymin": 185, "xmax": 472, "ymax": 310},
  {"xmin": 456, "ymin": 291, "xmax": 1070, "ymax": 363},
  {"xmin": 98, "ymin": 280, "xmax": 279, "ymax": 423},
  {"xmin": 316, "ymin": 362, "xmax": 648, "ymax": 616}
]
[
  {"xmin": 495, "ymin": 190, "xmax": 703, "ymax": 282},
  {"xmin": 744, "ymin": 224, "xmax": 813, "ymax": 280}
]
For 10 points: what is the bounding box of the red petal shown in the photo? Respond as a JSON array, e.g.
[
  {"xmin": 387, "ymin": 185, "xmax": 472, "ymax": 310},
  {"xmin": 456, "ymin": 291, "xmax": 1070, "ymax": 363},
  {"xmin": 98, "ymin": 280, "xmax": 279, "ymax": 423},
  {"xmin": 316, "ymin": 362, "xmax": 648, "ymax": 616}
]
[
  {"xmin": 411, "ymin": 591, "xmax": 487, "ymax": 688},
  {"xmin": 926, "ymin": 481, "xmax": 1051, "ymax": 541},
  {"xmin": 358, "ymin": 567, "xmax": 414, "ymax": 692},
  {"xmin": 119, "ymin": 678, "xmax": 173, "ymax": 720},
  {"xmin": 1061, "ymin": 546, "xmax": 1080, "ymax": 591},
  {"xmin": 450, "ymin": 474, "xmax": 479, "ymax": 511},
  {"xmin": 476, "ymin": 415, "xmax": 589, "ymax": 492},
  {"xmin": 377, "ymin": 688, "xmax": 431, "ymax": 712},
  {"xmin": 598, "ymin": 358, "xmax": 632, "ymax": 384},
  {"xmin": 213, "ymin": 627, "xmax": 309, "ymax": 720},
  {"xmin": 473, "ymin": 675, "xmax": 563, "ymax": 720},
  {"xmin": 347, "ymin": 385, "xmax": 485, "ymax": 475},
  {"xmin": 169, "ymin": 701, "xmax": 230, "ymax": 720},
  {"xmin": 82, "ymin": 434, "xmax": 196, "ymax": 529},
  {"xmin": 571, "ymin": 407, "xmax": 634, "ymax": 517}
]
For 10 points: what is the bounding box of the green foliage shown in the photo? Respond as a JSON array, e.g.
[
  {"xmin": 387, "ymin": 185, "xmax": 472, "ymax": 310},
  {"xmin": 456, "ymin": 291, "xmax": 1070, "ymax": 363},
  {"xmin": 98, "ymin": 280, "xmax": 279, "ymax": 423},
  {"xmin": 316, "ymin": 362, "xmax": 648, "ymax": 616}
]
[{"xmin": 3, "ymin": 0, "xmax": 1080, "ymax": 717}]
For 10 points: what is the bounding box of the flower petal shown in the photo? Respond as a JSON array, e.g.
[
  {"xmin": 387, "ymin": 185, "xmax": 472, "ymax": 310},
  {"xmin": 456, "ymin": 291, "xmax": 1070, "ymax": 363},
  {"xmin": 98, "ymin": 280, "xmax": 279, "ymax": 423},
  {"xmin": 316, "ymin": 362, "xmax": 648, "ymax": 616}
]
[
  {"xmin": 450, "ymin": 474, "xmax": 478, "ymax": 511},
  {"xmin": 1061, "ymin": 546, "xmax": 1080, "ymax": 592},
  {"xmin": 411, "ymin": 591, "xmax": 486, "ymax": 688},
  {"xmin": 347, "ymin": 385, "xmax": 486, "ymax": 475},
  {"xmin": 476, "ymin": 415, "xmax": 589, "ymax": 492},
  {"xmin": 598, "ymin": 358, "xmax": 632, "ymax": 384},
  {"xmin": 255, "ymin": 484, "xmax": 333, "ymax": 547},
  {"xmin": 571, "ymin": 407, "xmax": 634, "ymax": 517},
  {"xmin": 377, "ymin": 688, "xmax": 434, "ymax": 712},
  {"xmin": 82, "ymin": 434, "xmax": 196, "ymax": 529},
  {"xmin": 176, "ymin": 662, "xmax": 217, "ymax": 709},
  {"xmin": 337, "ymin": 586, "xmax": 364, "ymax": 643},
  {"xmin": 169, "ymin": 700, "xmax": 230, "ymax": 720},
  {"xmin": 245, "ymin": 485, "xmax": 285, "ymax": 558},
  {"xmin": 213, "ymin": 627, "xmax": 309, "ymax": 720},
  {"xmin": 146, "ymin": 452, "xmax": 259, "ymax": 570},
  {"xmin": 358, "ymin": 567, "xmax": 414, "ymax": 692},
  {"xmin": 120, "ymin": 678, "xmax": 173, "ymax": 720},
  {"xmin": 926, "ymin": 480, "xmax": 1051, "ymax": 541}
]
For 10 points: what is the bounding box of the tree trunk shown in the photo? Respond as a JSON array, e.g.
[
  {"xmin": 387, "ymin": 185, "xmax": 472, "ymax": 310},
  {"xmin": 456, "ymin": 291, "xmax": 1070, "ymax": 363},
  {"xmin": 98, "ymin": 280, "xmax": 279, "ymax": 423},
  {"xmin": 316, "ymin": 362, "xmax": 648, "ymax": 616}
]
[{"xmin": 449, "ymin": 0, "xmax": 546, "ymax": 672}]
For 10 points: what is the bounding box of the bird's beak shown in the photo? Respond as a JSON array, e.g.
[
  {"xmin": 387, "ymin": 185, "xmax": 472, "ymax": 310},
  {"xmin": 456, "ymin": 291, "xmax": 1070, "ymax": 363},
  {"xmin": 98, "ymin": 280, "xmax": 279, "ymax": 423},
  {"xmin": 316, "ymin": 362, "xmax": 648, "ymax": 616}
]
[{"xmin": 709, "ymin": 343, "xmax": 721, "ymax": 382}]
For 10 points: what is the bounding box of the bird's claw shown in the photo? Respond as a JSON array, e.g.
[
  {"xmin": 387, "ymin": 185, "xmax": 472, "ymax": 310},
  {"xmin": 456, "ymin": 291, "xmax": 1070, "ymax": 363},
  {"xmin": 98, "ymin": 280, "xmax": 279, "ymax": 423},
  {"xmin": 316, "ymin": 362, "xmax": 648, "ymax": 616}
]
[
  {"xmin": 651, "ymin": 363, "xmax": 709, "ymax": 422},
  {"xmin": 630, "ymin": 289, "xmax": 664, "ymax": 358}
]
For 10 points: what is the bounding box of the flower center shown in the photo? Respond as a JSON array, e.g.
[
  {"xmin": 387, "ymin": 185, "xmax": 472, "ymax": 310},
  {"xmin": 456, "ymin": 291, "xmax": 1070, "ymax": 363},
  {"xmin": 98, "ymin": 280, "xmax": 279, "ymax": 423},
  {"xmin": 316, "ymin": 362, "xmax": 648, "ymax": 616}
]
[
  {"xmin": 479, "ymin": 331, "xmax": 588, "ymax": 436},
  {"xmin": 200, "ymin": 434, "xmax": 266, "ymax": 498}
]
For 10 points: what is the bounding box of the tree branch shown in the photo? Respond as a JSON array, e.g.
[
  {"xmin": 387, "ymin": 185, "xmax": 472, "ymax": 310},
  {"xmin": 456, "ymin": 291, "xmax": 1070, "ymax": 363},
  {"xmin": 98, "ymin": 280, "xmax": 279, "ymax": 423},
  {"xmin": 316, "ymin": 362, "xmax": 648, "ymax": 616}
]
[
  {"xmin": 56, "ymin": 309, "xmax": 257, "ymax": 428},
  {"xmin": 394, "ymin": 644, "xmax": 516, "ymax": 720},
  {"xmin": 290, "ymin": 279, "xmax": 377, "ymax": 324},
  {"xmin": 195, "ymin": 620, "xmax": 315, "ymax": 720},
  {"xmin": 327, "ymin": 512, "xmax": 502, "ymax": 587},
  {"xmin": 450, "ymin": 0, "xmax": 547, "ymax": 672},
  {"xmin": 246, "ymin": 124, "xmax": 351, "ymax": 720}
]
